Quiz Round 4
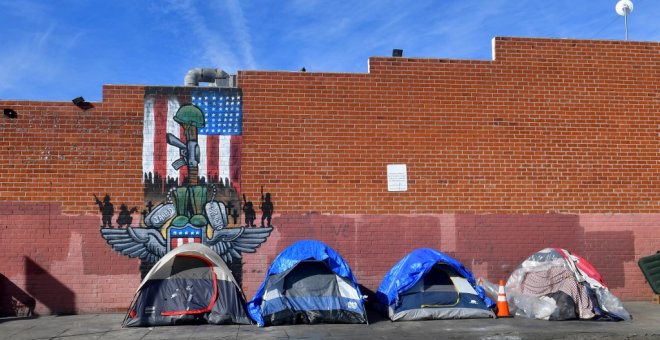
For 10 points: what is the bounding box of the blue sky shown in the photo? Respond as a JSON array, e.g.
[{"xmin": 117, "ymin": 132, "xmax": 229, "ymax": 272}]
[{"xmin": 1, "ymin": 0, "xmax": 659, "ymax": 102}]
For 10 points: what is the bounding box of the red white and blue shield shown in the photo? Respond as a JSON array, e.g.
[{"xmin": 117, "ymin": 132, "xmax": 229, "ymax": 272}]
[{"xmin": 168, "ymin": 225, "xmax": 204, "ymax": 251}]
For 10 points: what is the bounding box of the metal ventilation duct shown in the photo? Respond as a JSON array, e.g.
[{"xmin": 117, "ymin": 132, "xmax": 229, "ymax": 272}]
[{"xmin": 184, "ymin": 68, "xmax": 236, "ymax": 87}]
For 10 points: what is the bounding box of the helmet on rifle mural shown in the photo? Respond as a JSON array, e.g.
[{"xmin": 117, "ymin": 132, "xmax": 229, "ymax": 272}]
[{"xmin": 174, "ymin": 104, "xmax": 205, "ymax": 127}]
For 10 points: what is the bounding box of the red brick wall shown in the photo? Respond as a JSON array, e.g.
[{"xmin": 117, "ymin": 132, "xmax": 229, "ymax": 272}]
[
  {"xmin": 238, "ymin": 37, "xmax": 659, "ymax": 214},
  {"xmin": 0, "ymin": 86, "xmax": 146, "ymax": 315},
  {"xmin": 237, "ymin": 37, "xmax": 660, "ymax": 300},
  {"xmin": 1, "ymin": 37, "xmax": 659, "ymax": 315},
  {"xmin": 0, "ymin": 85, "xmax": 145, "ymax": 213},
  {"xmin": 239, "ymin": 213, "xmax": 656, "ymax": 300}
]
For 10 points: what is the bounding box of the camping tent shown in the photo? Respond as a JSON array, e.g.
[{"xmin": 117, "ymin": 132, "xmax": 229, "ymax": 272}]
[
  {"xmin": 122, "ymin": 243, "xmax": 252, "ymax": 327},
  {"xmin": 376, "ymin": 248, "xmax": 495, "ymax": 321},
  {"xmin": 247, "ymin": 240, "xmax": 367, "ymax": 326},
  {"xmin": 504, "ymin": 248, "xmax": 630, "ymax": 321}
]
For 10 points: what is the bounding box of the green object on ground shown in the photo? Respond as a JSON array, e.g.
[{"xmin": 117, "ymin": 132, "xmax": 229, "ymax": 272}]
[{"xmin": 638, "ymin": 252, "xmax": 660, "ymax": 294}]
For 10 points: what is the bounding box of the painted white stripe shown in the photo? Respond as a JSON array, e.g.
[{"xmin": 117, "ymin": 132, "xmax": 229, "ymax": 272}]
[
  {"xmin": 176, "ymin": 237, "xmax": 184, "ymax": 248},
  {"xmin": 219, "ymin": 135, "xmax": 231, "ymax": 182},
  {"xmin": 198, "ymin": 134, "xmax": 207, "ymax": 181},
  {"xmin": 142, "ymin": 95, "xmax": 155, "ymax": 180},
  {"xmin": 166, "ymin": 96, "xmax": 181, "ymax": 181}
]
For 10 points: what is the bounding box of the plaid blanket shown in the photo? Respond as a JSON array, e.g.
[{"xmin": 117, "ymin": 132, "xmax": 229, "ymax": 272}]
[{"xmin": 517, "ymin": 266, "xmax": 595, "ymax": 319}]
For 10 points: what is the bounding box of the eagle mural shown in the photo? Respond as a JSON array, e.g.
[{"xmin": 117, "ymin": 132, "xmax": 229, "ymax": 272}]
[
  {"xmin": 100, "ymin": 93, "xmax": 272, "ymax": 266},
  {"xmin": 101, "ymin": 187, "xmax": 273, "ymax": 263},
  {"xmin": 100, "ymin": 199, "xmax": 272, "ymax": 264}
]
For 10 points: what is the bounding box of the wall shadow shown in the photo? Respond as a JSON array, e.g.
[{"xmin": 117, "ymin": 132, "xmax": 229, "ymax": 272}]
[
  {"xmin": 0, "ymin": 274, "xmax": 36, "ymax": 318},
  {"xmin": 24, "ymin": 257, "xmax": 76, "ymax": 315},
  {"xmin": 455, "ymin": 213, "xmax": 584, "ymax": 282},
  {"xmin": 454, "ymin": 214, "xmax": 636, "ymax": 289},
  {"xmin": 583, "ymin": 230, "xmax": 635, "ymax": 288}
]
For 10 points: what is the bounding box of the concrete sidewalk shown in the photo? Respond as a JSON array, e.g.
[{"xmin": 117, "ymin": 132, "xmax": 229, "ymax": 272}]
[{"xmin": 1, "ymin": 302, "xmax": 659, "ymax": 340}]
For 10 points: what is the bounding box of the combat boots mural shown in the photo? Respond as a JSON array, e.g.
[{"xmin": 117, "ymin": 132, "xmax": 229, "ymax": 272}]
[{"xmin": 100, "ymin": 88, "xmax": 272, "ymax": 266}]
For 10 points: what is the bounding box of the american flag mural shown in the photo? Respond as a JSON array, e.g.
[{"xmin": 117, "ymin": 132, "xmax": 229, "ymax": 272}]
[{"xmin": 142, "ymin": 88, "xmax": 243, "ymax": 194}]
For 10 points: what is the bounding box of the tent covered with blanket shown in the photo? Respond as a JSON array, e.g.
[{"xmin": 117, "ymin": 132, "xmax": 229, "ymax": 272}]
[
  {"xmin": 122, "ymin": 243, "xmax": 252, "ymax": 327},
  {"xmin": 375, "ymin": 248, "xmax": 495, "ymax": 321},
  {"xmin": 247, "ymin": 240, "xmax": 367, "ymax": 326},
  {"xmin": 502, "ymin": 248, "xmax": 630, "ymax": 321}
]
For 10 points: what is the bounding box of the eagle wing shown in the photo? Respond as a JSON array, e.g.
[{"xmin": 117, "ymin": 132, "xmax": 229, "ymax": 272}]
[
  {"xmin": 207, "ymin": 227, "xmax": 273, "ymax": 263},
  {"xmin": 100, "ymin": 227, "xmax": 167, "ymax": 263}
]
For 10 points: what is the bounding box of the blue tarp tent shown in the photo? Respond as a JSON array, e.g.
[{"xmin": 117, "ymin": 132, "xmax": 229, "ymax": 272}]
[
  {"xmin": 376, "ymin": 248, "xmax": 495, "ymax": 321},
  {"xmin": 247, "ymin": 240, "xmax": 367, "ymax": 326}
]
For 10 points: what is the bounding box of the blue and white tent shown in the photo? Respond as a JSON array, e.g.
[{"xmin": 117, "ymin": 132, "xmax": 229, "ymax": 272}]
[
  {"xmin": 376, "ymin": 248, "xmax": 495, "ymax": 321},
  {"xmin": 247, "ymin": 240, "xmax": 367, "ymax": 326}
]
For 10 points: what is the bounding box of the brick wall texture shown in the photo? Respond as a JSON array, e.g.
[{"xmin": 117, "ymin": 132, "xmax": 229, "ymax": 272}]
[{"xmin": 1, "ymin": 37, "xmax": 659, "ymax": 314}]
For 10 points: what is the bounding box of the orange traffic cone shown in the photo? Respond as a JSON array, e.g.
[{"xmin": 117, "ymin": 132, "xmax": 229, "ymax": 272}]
[{"xmin": 496, "ymin": 280, "xmax": 512, "ymax": 318}]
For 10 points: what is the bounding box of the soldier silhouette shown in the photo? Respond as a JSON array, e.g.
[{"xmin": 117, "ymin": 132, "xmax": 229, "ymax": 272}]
[
  {"xmin": 226, "ymin": 201, "xmax": 235, "ymax": 221},
  {"xmin": 243, "ymin": 200, "xmax": 256, "ymax": 227},
  {"xmin": 226, "ymin": 201, "xmax": 239, "ymax": 225},
  {"xmin": 260, "ymin": 192, "xmax": 274, "ymax": 228},
  {"xmin": 231, "ymin": 208, "xmax": 240, "ymax": 225},
  {"xmin": 117, "ymin": 204, "xmax": 138, "ymax": 228},
  {"xmin": 94, "ymin": 194, "xmax": 114, "ymax": 228}
]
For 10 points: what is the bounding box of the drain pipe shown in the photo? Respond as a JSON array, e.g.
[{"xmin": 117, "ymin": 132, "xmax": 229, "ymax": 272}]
[{"xmin": 184, "ymin": 68, "xmax": 236, "ymax": 87}]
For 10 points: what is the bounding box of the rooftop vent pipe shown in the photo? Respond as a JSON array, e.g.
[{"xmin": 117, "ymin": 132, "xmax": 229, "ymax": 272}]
[{"xmin": 184, "ymin": 68, "xmax": 236, "ymax": 87}]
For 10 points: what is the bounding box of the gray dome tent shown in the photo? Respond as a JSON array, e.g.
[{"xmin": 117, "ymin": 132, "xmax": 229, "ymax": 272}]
[
  {"xmin": 122, "ymin": 243, "xmax": 251, "ymax": 327},
  {"xmin": 247, "ymin": 240, "xmax": 368, "ymax": 326},
  {"xmin": 376, "ymin": 248, "xmax": 495, "ymax": 321}
]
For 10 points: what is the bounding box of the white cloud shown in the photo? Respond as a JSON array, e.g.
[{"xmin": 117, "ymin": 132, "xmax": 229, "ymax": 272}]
[
  {"xmin": 162, "ymin": 0, "xmax": 241, "ymax": 72},
  {"xmin": 224, "ymin": 0, "xmax": 257, "ymax": 70}
]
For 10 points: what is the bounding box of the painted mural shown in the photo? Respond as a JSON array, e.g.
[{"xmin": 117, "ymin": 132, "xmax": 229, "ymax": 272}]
[{"xmin": 99, "ymin": 87, "xmax": 272, "ymax": 267}]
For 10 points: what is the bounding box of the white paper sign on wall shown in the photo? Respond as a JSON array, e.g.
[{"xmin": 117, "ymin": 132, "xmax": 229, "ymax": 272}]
[{"xmin": 387, "ymin": 164, "xmax": 408, "ymax": 192}]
